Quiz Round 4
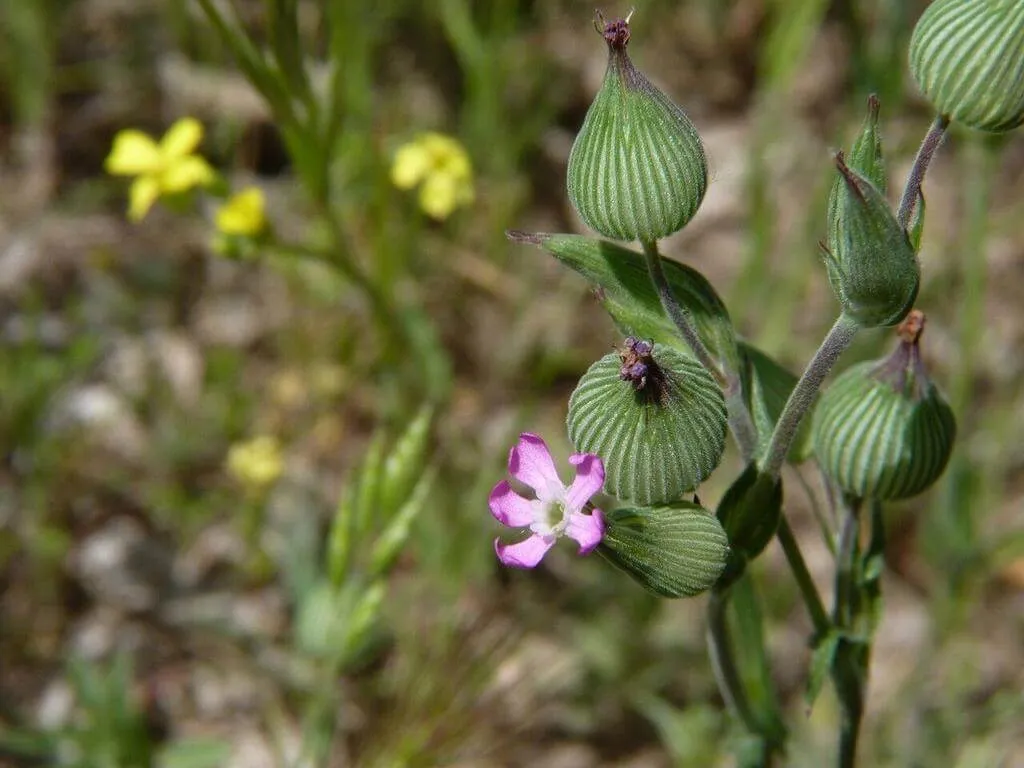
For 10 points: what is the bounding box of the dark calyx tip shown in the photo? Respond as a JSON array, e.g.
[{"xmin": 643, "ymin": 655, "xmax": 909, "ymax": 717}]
[
  {"xmin": 867, "ymin": 93, "xmax": 880, "ymax": 117},
  {"xmin": 595, "ymin": 8, "xmax": 633, "ymax": 49},
  {"xmin": 619, "ymin": 336, "xmax": 661, "ymax": 394},
  {"xmin": 835, "ymin": 152, "xmax": 868, "ymax": 201},
  {"xmin": 874, "ymin": 309, "xmax": 929, "ymax": 397},
  {"xmin": 896, "ymin": 309, "xmax": 925, "ymax": 344}
]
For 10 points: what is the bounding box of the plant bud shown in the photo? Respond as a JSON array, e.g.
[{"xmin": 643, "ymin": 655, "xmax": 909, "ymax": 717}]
[
  {"xmin": 813, "ymin": 311, "xmax": 956, "ymax": 500},
  {"xmin": 823, "ymin": 155, "xmax": 919, "ymax": 328},
  {"xmin": 567, "ymin": 342, "xmax": 727, "ymax": 504},
  {"xmin": 910, "ymin": 0, "xmax": 1024, "ymax": 133},
  {"xmin": 598, "ymin": 502, "xmax": 729, "ymax": 597},
  {"xmin": 828, "ymin": 96, "xmax": 886, "ymax": 234},
  {"xmin": 566, "ymin": 13, "xmax": 708, "ymax": 242}
]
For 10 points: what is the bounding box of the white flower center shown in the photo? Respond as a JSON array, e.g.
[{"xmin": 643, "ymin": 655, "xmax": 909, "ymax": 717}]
[{"xmin": 529, "ymin": 491, "xmax": 569, "ymax": 538}]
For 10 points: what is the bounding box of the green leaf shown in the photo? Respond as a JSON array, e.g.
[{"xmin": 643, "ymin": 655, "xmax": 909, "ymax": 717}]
[
  {"xmin": 506, "ymin": 232, "xmax": 739, "ymax": 372},
  {"xmin": 806, "ymin": 630, "xmax": 840, "ymax": 709},
  {"xmin": 568, "ymin": 344, "xmax": 727, "ymax": 504},
  {"xmin": 727, "ymin": 574, "xmax": 788, "ymax": 747},
  {"xmin": 738, "ymin": 341, "xmax": 814, "ymax": 462},
  {"xmin": 157, "ymin": 739, "xmax": 232, "ymax": 768},
  {"xmin": 846, "ymin": 94, "xmax": 887, "ymax": 193},
  {"xmin": 379, "ymin": 405, "xmax": 433, "ymax": 515},
  {"xmin": 598, "ymin": 502, "xmax": 729, "ymax": 598},
  {"xmin": 716, "ymin": 463, "xmax": 782, "ymax": 564},
  {"xmin": 370, "ymin": 466, "xmax": 436, "ymax": 576},
  {"xmin": 354, "ymin": 431, "xmax": 387, "ymax": 538},
  {"xmin": 908, "ymin": 188, "xmax": 926, "ymax": 252}
]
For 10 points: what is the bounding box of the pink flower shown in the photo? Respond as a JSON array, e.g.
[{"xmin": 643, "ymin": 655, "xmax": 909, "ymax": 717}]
[{"xmin": 489, "ymin": 433, "xmax": 606, "ymax": 568}]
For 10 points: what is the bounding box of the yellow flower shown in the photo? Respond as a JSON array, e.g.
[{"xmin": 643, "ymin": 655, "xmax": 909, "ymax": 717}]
[
  {"xmin": 105, "ymin": 117, "xmax": 217, "ymax": 221},
  {"xmin": 215, "ymin": 187, "xmax": 267, "ymax": 237},
  {"xmin": 391, "ymin": 132, "xmax": 474, "ymax": 220},
  {"xmin": 226, "ymin": 435, "xmax": 284, "ymax": 490}
]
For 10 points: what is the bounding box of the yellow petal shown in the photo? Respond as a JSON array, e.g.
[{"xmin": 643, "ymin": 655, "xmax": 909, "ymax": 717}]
[
  {"xmin": 419, "ymin": 132, "xmax": 460, "ymax": 160},
  {"xmin": 161, "ymin": 156, "xmax": 216, "ymax": 193},
  {"xmin": 127, "ymin": 177, "xmax": 160, "ymax": 221},
  {"xmin": 442, "ymin": 149, "xmax": 472, "ymax": 181},
  {"xmin": 418, "ymin": 173, "xmax": 459, "ymax": 220},
  {"xmin": 391, "ymin": 142, "xmax": 431, "ymax": 189},
  {"xmin": 216, "ymin": 187, "xmax": 267, "ymax": 236},
  {"xmin": 226, "ymin": 435, "xmax": 283, "ymax": 488},
  {"xmin": 105, "ymin": 130, "xmax": 162, "ymax": 176},
  {"xmin": 160, "ymin": 117, "xmax": 205, "ymax": 158}
]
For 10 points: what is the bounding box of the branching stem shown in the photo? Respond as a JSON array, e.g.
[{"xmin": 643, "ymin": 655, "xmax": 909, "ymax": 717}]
[
  {"xmin": 896, "ymin": 114, "xmax": 949, "ymax": 229},
  {"xmin": 761, "ymin": 314, "xmax": 859, "ymax": 480},
  {"xmin": 640, "ymin": 239, "xmax": 759, "ymax": 461}
]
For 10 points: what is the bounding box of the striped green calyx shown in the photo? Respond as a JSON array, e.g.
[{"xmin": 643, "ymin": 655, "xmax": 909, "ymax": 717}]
[
  {"xmin": 598, "ymin": 502, "xmax": 729, "ymax": 598},
  {"xmin": 567, "ymin": 341, "xmax": 726, "ymax": 505},
  {"xmin": 566, "ymin": 14, "xmax": 707, "ymax": 242},
  {"xmin": 910, "ymin": 0, "xmax": 1024, "ymax": 133},
  {"xmin": 824, "ymin": 153, "xmax": 919, "ymax": 328},
  {"xmin": 813, "ymin": 311, "xmax": 956, "ymax": 500}
]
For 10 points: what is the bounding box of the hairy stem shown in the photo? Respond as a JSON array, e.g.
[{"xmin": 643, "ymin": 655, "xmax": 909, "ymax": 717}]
[
  {"xmin": 761, "ymin": 314, "xmax": 859, "ymax": 479},
  {"xmin": 640, "ymin": 239, "xmax": 759, "ymax": 461},
  {"xmin": 640, "ymin": 239, "xmax": 724, "ymax": 382},
  {"xmin": 896, "ymin": 114, "xmax": 949, "ymax": 229}
]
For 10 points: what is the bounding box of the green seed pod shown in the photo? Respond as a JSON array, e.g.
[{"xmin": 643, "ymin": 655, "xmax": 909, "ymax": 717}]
[
  {"xmin": 567, "ymin": 339, "xmax": 727, "ymax": 504},
  {"xmin": 598, "ymin": 502, "xmax": 729, "ymax": 598},
  {"xmin": 566, "ymin": 14, "xmax": 707, "ymax": 242},
  {"xmin": 910, "ymin": 0, "xmax": 1024, "ymax": 133},
  {"xmin": 824, "ymin": 154, "xmax": 920, "ymax": 328},
  {"xmin": 813, "ymin": 312, "xmax": 956, "ymax": 500}
]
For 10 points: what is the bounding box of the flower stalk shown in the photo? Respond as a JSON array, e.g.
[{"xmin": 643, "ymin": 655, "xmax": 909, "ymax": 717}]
[{"xmin": 896, "ymin": 115, "xmax": 949, "ymax": 229}]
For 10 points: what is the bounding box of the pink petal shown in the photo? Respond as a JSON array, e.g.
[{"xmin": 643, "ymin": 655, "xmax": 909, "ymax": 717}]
[
  {"xmin": 565, "ymin": 508, "xmax": 605, "ymax": 555},
  {"xmin": 494, "ymin": 533, "xmax": 555, "ymax": 569},
  {"xmin": 488, "ymin": 480, "xmax": 534, "ymax": 528},
  {"xmin": 508, "ymin": 433, "xmax": 563, "ymax": 501},
  {"xmin": 565, "ymin": 453, "xmax": 605, "ymax": 511}
]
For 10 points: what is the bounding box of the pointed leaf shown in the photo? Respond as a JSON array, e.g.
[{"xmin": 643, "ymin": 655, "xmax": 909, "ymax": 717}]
[
  {"xmin": 806, "ymin": 630, "xmax": 840, "ymax": 709},
  {"xmin": 739, "ymin": 341, "xmax": 815, "ymax": 463},
  {"xmin": 716, "ymin": 463, "xmax": 782, "ymax": 563},
  {"xmin": 508, "ymin": 231, "xmax": 739, "ymax": 372}
]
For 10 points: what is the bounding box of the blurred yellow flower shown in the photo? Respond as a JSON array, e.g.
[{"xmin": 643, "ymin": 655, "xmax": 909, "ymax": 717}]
[
  {"xmin": 391, "ymin": 132, "xmax": 474, "ymax": 219},
  {"xmin": 215, "ymin": 186, "xmax": 267, "ymax": 236},
  {"xmin": 105, "ymin": 117, "xmax": 216, "ymax": 221},
  {"xmin": 226, "ymin": 435, "xmax": 284, "ymax": 490}
]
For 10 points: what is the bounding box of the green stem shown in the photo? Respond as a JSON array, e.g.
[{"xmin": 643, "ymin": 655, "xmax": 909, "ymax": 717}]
[
  {"xmin": 761, "ymin": 314, "xmax": 859, "ymax": 479},
  {"xmin": 776, "ymin": 515, "xmax": 830, "ymax": 636},
  {"xmin": 640, "ymin": 239, "xmax": 759, "ymax": 461},
  {"xmin": 832, "ymin": 497, "xmax": 865, "ymax": 768},
  {"xmin": 640, "ymin": 239, "xmax": 723, "ymax": 381},
  {"xmin": 896, "ymin": 115, "xmax": 949, "ymax": 229},
  {"xmin": 706, "ymin": 590, "xmax": 763, "ymax": 741},
  {"xmin": 793, "ymin": 465, "xmax": 837, "ymax": 554}
]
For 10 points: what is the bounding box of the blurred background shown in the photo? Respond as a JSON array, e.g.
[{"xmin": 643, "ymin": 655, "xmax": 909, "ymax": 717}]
[{"xmin": 1, "ymin": 0, "xmax": 1022, "ymax": 765}]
